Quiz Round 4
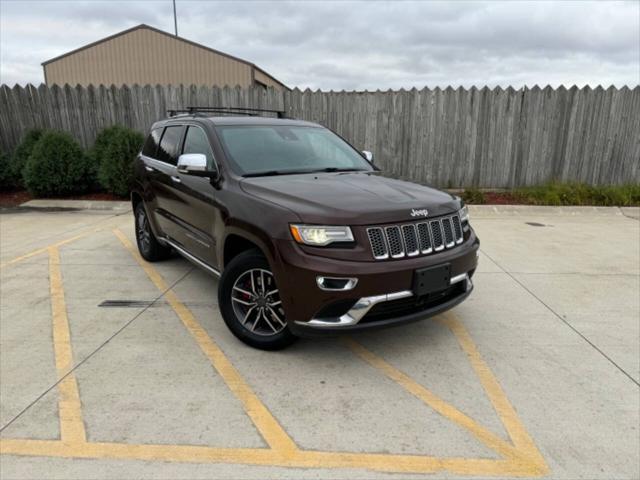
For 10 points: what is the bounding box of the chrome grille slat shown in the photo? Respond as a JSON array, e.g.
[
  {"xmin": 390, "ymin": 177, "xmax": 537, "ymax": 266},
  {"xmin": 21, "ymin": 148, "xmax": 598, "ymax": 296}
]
[
  {"xmin": 416, "ymin": 222, "xmax": 433, "ymax": 254},
  {"xmin": 367, "ymin": 215, "xmax": 464, "ymax": 260},
  {"xmin": 430, "ymin": 220, "xmax": 445, "ymax": 251},
  {"xmin": 451, "ymin": 215, "xmax": 463, "ymax": 244},
  {"xmin": 441, "ymin": 217, "xmax": 455, "ymax": 248},
  {"xmin": 401, "ymin": 224, "xmax": 419, "ymax": 256},
  {"xmin": 367, "ymin": 227, "xmax": 389, "ymax": 260},
  {"xmin": 385, "ymin": 226, "xmax": 405, "ymax": 258}
]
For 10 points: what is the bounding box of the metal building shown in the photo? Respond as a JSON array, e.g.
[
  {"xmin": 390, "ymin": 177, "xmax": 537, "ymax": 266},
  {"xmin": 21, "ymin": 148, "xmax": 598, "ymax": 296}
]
[{"xmin": 41, "ymin": 24, "xmax": 288, "ymax": 90}]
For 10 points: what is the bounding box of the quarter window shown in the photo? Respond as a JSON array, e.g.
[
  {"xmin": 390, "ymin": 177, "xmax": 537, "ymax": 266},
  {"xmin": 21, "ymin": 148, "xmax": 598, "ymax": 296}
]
[
  {"xmin": 157, "ymin": 126, "xmax": 184, "ymax": 165},
  {"xmin": 141, "ymin": 128, "xmax": 162, "ymax": 158},
  {"xmin": 182, "ymin": 126, "xmax": 215, "ymax": 170}
]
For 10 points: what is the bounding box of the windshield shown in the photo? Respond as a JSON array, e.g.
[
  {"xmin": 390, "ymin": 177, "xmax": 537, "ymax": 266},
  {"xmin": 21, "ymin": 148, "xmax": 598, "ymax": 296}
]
[{"xmin": 216, "ymin": 125, "xmax": 373, "ymax": 176}]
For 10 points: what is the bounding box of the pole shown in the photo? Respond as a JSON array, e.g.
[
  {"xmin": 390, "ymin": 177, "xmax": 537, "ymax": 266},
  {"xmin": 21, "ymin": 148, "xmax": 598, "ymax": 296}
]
[{"xmin": 172, "ymin": 0, "xmax": 178, "ymax": 36}]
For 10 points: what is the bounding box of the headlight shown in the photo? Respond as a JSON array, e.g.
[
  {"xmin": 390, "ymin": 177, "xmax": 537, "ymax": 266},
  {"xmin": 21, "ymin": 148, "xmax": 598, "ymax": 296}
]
[
  {"xmin": 458, "ymin": 205, "xmax": 469, "ymax": 223},
  {"xmin": 290, "ymin": 224, "xmax": 354, "ymax": 246}
]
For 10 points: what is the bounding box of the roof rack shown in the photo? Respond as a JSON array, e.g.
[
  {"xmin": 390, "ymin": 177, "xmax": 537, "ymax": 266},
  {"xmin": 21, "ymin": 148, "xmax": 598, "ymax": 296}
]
[{"xmin": 167, "ymin": 106, "xmax": 287, "ymax": 118}]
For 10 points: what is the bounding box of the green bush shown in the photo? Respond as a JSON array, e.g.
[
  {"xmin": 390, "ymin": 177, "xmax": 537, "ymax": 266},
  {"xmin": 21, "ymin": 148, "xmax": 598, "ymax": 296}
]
[
  {"xmin": 90, "ymin": 126, "xmax": 125, "ymax": 182},
  {"xmin": 10, "ymin": 129, "xmax": 44, "ymax": 188},
  {"xmin": 0, "ymin": 149, "xmax": 13, "ymax": 190},
  {"xmin": 96, "ymin": 126, "xmax": 144, "ymax": 197},
  {"xmin": 513, "ymin": 182, "xmax": 640, "ymax": 206},
  {"xmin": 23, "ymin": 131, "xmax": 92, "ymax": 197},
  {"xmin": 461, "ymin": 187, "xmax": 486, "ymax": 204}
]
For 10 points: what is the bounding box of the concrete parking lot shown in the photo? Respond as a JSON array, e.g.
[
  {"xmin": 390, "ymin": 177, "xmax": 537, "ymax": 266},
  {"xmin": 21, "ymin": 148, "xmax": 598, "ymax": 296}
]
[{"xmin": 0, "ymin": 204, "xmax": 638, "ymax": 479}]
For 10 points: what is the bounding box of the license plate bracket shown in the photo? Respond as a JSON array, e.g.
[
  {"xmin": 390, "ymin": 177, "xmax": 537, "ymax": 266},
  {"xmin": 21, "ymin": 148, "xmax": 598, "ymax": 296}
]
[{"xmin": 413, "ymin": 264, "xmax": 451, "ymax": 296}]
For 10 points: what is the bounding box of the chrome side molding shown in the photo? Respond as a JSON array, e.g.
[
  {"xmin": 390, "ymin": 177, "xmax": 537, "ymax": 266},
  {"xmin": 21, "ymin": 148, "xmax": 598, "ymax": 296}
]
[{"xmin": 162, "ymin": 236, "xmax": 221, "ymax": 277}]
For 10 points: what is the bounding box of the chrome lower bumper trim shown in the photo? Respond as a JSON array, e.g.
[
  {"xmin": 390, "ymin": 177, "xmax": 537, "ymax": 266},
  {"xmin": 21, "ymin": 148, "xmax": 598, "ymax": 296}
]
[
  {"xmin": 299, "ymin": 271, "xmax": 473, "ymax": 329},
  {"xmin": 301, "ymin": 290, "xmax": 413, "ymax": 328},
  {"xmin": 450, "ymin": 272, "xmax": 468, "ymax": 285}
]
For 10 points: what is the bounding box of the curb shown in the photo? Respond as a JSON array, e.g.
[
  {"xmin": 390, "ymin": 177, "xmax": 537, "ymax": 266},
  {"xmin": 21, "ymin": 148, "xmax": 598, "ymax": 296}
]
[
  {"xmin": 17, "ymin": 199, "xmax": 131, "ymax": 212},
  {"xmin": 468, "ymin": 205, "xmax": 639, "ymax": 217}
]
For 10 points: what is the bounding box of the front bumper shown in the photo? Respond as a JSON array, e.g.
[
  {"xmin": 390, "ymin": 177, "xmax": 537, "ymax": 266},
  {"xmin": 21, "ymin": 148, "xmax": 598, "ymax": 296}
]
[{"xmin": 272, "ymin": 230, "xmax": 480, "ymax": 336}]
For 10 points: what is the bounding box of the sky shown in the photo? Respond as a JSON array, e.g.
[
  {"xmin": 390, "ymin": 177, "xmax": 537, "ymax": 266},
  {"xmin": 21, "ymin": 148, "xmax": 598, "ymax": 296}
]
[{"xmin": 1, "ymin": 0, "xmax": 639, "ymax": 90}]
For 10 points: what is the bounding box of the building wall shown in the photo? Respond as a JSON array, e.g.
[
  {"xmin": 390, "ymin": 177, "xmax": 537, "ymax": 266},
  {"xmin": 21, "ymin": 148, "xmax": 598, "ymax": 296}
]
[
  {"xmin": 44, "ymin": 27, "xmax": 254, "ymax": 87},
  {"xmin": 253, "ymin": 69, "xmax": 284, "ymax": 90}
]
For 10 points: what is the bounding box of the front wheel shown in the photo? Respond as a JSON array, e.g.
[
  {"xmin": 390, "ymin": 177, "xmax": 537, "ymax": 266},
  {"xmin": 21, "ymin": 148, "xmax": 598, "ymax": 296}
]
[{"xmin": 218, "ymin": 250, "xmax": 297, "ymax": 350}]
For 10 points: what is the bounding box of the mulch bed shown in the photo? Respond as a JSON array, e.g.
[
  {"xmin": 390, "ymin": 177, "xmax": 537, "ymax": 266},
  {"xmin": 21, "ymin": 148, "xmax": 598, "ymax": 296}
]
[
  {"xmin": 480, "ymin": 191, "xmax": 520, "ymax": 205},
  {"xmin": 0, "ymin": 190, "xmax": 124, "ymax": 207}
]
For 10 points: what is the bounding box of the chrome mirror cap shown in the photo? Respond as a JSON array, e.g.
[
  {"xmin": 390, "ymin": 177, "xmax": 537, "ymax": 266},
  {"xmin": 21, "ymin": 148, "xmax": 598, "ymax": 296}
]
[{"xmin": 177, "ymin": 153, "xmax": 207, "ymax": 174}]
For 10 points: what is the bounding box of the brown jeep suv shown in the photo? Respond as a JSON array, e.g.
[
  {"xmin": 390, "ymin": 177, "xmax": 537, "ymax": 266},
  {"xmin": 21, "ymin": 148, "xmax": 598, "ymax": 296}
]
[{"xmin": 132, "ymin": 107, "xmax": 479, "ymax": 350}]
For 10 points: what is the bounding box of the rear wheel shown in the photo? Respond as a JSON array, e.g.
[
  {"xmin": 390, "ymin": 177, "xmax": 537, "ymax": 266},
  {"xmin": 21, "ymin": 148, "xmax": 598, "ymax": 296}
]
[
  {"xmin": 134, "ymin": 203, "xmax": 171, "ymax": 262},
  {"xmin": 218, "ymin": 250, "xmax": 297, "ymax": 350}
]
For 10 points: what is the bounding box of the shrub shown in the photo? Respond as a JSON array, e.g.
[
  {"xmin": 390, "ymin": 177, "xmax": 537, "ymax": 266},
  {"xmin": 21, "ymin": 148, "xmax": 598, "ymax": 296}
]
[
  {"xmin": 513, "ymin": 182, "xmax": 640, "ymax": 206},
  {"xmin": 10, "ymin": 129, "xmax": 44, "ymax": 188},
  {"xmin": 0, "ymin": 149, "xmax": 13, "ymax": 190},
  {"xmin": 461, "ymin": 187, "xmax": 485, "ymax": 204},
  {"xmin": 23, "ymin": 131, "xmax": 92, "ymax": 197},
  {"xmin": 96, "ymin": 126, "xmax": 144, "ymax": 197},
  {"xmin": 90, "ymin": 126, "xmax": 125, "ymax": 180}
]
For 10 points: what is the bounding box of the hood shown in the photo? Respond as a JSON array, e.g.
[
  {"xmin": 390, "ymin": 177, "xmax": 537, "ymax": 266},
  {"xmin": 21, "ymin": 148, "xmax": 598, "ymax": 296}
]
[{"xmin": 240, "ymin": 172, "xmax": 460, "ymax": 225}]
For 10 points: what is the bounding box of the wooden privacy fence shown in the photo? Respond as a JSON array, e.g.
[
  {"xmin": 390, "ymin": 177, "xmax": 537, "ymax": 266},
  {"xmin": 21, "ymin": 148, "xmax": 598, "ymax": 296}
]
[{"xmin": 1, "ymin": 84, "xmax": 638, "ymax": 188}]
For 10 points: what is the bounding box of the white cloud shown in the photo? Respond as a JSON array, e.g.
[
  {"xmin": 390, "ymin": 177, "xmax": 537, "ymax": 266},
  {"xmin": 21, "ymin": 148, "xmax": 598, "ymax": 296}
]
[{"xmin": 1, "ymin": 0, "xmax": 638, "ymax": 88}]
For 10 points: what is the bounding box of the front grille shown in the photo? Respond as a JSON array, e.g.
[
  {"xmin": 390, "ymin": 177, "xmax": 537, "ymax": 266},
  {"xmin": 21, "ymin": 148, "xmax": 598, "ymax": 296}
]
[{"xmin": 367, "ymin": 214, "xmax": 463, "ymax": 261}]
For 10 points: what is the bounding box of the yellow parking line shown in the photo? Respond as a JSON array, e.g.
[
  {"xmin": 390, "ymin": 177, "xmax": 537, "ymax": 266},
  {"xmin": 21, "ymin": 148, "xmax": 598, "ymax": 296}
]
[
  {"xmin": 113, "ymin": 228, "xmax": 299, "ymax": 455},
  {"xmin": 438, "ymin": 313, "xmax": 548, "ymax": 473},
  {"xmin": 0, "ymin": 225, "xmax": 547, "ymax": 476},
  {"xmin": 0, "ymin": 438, "xmax": 542, "ymax": 476},
  {"xmin": 0, "ymin": 229, "xmax": 100, "ymax": 270},
  {"xmin": 343, "ymin": 337, "xmax": 525, "ymax": 463},
  {"xmin": 48, "ymin": 246, "xmax": 86, "ymax": 444}
]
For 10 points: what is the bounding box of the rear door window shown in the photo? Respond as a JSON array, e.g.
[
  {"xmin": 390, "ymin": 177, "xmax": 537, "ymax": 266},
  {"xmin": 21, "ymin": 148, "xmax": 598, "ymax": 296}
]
[
  {"xmin": 141, "ymin": 128, "xmax": 162, "ymax": 158},
  {"xmin": 157, "ymin": 125, "xmax": 184, "ymax": 165}
]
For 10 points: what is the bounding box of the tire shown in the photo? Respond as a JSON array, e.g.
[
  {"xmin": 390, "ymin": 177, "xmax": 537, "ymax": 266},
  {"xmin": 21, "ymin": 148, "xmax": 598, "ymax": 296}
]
[
  {"xmin": 134, "ymin": 203, "xmax": 171, "ymax": 262},
  {"xmin": 218, "ymin": 250, "xmax": 297, "ymax": 350}
]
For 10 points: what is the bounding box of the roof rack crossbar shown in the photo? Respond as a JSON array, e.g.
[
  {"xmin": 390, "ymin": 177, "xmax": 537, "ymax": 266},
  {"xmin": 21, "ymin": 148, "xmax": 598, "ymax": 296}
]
[{"xmin": 167, "ymin": 106, "xmax": 286, "ymax": 118}]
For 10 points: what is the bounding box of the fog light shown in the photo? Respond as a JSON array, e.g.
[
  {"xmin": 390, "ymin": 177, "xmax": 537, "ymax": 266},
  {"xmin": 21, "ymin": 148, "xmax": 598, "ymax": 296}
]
[{"xmin": 316, "ymin": 276, "xmax": 358, "ymax": 291}]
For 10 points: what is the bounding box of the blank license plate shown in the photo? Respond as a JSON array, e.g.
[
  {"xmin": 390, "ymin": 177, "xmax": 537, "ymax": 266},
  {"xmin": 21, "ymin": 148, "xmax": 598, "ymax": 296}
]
[{"xmin": 413, "ymin": 264, "xmax": 451, "ymax": 296}]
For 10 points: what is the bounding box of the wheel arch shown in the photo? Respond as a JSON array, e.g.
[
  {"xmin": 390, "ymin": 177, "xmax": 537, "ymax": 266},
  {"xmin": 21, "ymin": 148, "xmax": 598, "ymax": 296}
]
[{"xmin": 220, "ymin": 227, "xmax": 279, "ymax": 272}]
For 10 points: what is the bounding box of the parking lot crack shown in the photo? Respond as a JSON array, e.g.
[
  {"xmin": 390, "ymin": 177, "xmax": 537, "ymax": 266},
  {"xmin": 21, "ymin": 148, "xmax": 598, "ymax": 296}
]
[
  {"xmin": 0, "ymin": 264, "xmax": 194, "ymax": 435},
  {"xmin": 479, "ymin": 249, "xmax": 640, "ymax": 388}
]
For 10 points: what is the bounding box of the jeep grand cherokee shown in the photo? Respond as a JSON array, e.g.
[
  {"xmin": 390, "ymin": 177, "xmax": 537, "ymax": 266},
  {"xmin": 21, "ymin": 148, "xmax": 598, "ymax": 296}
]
[{"xmin": 132, "ymin": 107, "xmax": 479, "ymax": 350}]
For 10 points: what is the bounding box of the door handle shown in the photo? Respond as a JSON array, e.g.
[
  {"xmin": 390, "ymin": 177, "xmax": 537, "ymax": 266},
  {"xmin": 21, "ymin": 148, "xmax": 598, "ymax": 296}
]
[
  {"xmin": 144, "ymin": 165, "xmax": 155, "ymax": 172},
  {"xmin": 170, "ymin": 175, "xmax": 182, "ymax": 183}
]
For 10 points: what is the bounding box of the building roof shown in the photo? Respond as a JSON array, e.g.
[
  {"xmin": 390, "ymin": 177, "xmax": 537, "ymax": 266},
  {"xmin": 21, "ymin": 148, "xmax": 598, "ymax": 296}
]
[{"xmin": 41, "ymin": 23, "xmax": 288, "ymax": 90}]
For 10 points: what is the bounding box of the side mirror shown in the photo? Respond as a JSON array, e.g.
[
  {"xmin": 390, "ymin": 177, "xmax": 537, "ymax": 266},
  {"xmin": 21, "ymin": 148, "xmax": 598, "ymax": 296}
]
[
  {"xmin": 362, "ymin": 150, "xmax": 374, "ymax": 163},
  {"xmin": 177, "ymin": 153, "xmax": 218, "ymax": 179}
]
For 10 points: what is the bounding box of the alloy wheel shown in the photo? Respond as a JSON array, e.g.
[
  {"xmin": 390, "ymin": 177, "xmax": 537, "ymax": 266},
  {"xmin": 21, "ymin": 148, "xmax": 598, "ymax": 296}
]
[
  {"xmin": 136, "ymin": 209, "xmax": 151, "ymax": 253},
  {"xmin": 230, "ymin": 268, "xmax": 286, "ymax": 336}
]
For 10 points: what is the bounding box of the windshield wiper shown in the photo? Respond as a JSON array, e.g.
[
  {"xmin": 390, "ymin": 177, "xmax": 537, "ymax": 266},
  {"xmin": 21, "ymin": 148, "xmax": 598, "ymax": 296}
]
[
  {"xmin": 243, "ymin": 169, "xmax": 313, "ymax": 178},
  {"xmin": 311, "ymin": 167, "xmax": 367, "ymax": 173},
  {"xmin": 243, "ymin": 167, "xmax": 367, "ymax": 178}
]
